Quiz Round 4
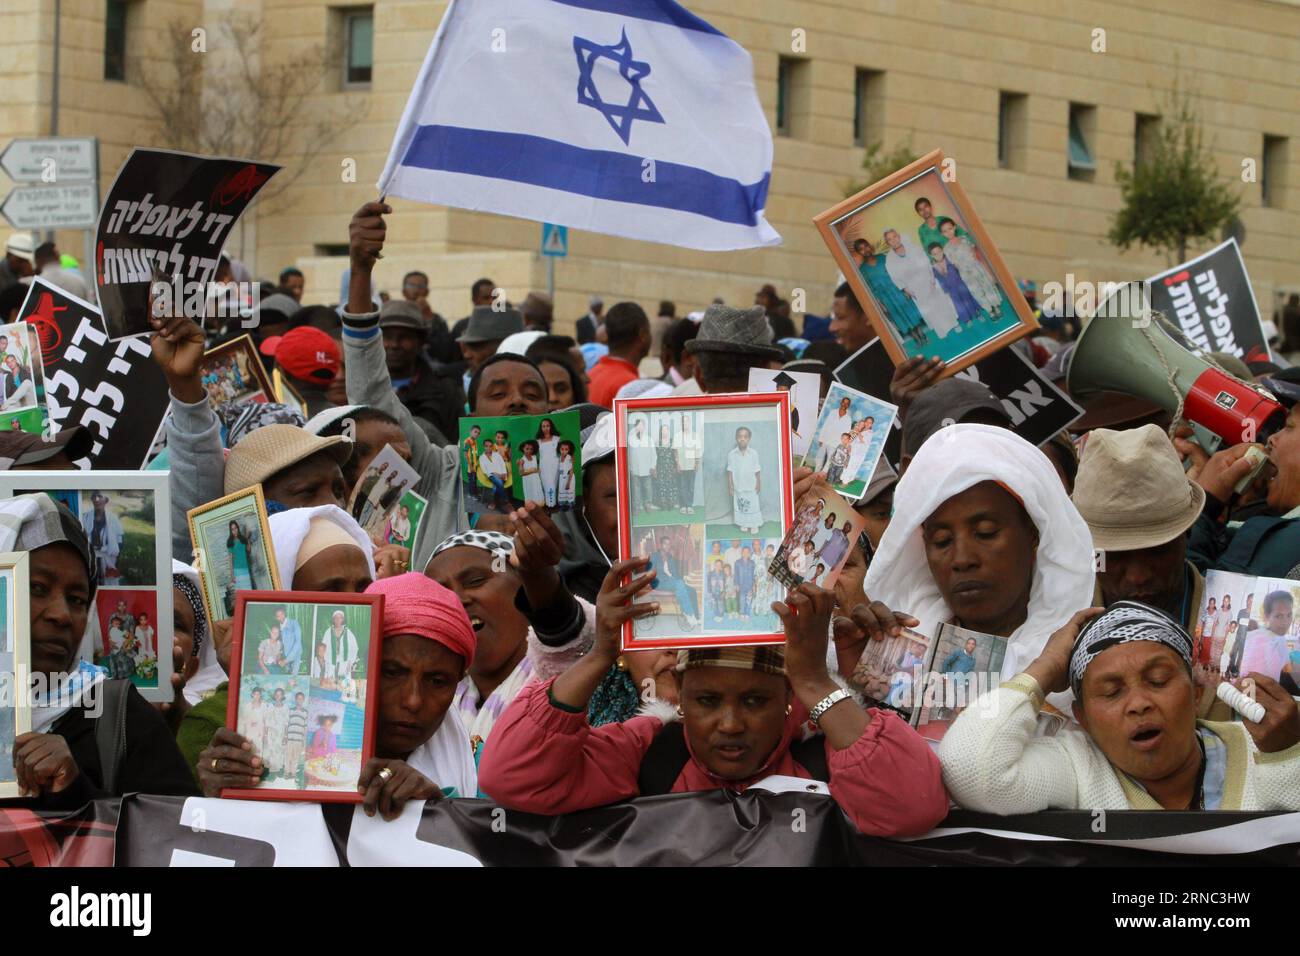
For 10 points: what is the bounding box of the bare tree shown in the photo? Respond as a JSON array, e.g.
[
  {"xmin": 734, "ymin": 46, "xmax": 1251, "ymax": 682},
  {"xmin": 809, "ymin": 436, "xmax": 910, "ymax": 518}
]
[{"xmin": 138, "ymin": 13, "xmax": 362, "ymax": 224}]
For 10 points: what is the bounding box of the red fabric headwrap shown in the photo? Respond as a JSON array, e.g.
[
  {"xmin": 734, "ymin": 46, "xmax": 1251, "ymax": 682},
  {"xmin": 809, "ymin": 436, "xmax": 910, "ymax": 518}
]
[{"xmin": 364, "ymin": 572, "xmax": 476, "ymax": 666}]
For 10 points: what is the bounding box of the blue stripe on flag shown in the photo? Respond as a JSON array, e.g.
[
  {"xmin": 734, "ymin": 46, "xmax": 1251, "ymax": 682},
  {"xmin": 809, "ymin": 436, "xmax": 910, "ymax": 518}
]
[
  {"xmin": 548, "ymin": 0, "xmax": 724, "ymax": 35},
  {"xmin": 401, "ymin": 125, "xmax": 769, "ymax": 226}
]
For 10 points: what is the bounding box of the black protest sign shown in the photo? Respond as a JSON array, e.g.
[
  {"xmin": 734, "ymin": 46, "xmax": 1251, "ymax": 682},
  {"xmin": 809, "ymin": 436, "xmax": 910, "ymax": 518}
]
[
  {"xmin": 1146, "ymin": 238, "xmax": 1269, "ymax": 363},
  {"xmin": 94, "ymin": 148, "xmax": 280, "ymax": 340},
  {"xmin": 835, "ymin": 339, "xmax": 1082, "ymax": 465},
  {"xmin": 18, "ymin": 278, "xmax": 169, "ymax": 469},
  {"xmin": 951, "ymin": 345, "xmax": 1083, "ymax": 446}
]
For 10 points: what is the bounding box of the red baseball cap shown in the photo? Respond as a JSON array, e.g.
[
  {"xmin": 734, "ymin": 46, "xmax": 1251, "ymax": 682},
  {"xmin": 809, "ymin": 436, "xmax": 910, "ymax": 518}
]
[{"xmin": 265, "ymin": 327, "xmax": 340, "ymax": 384}]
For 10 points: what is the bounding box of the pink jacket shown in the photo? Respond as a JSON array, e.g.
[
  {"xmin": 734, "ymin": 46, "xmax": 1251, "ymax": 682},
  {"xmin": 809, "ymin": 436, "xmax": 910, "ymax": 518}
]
[{"xmin": 478, "ymin": 678, "xmax": 949, "ymax": 838}]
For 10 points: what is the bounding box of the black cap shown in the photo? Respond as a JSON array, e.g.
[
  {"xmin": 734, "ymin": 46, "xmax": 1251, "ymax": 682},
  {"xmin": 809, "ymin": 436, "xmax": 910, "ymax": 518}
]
[
  {"xmin": 902, "ymin": 377, "xmax": 1011, "ymax": 458},
  {"xmin": 1262, "ymin": 368, "xmax": 1300, "ymax": 408}
]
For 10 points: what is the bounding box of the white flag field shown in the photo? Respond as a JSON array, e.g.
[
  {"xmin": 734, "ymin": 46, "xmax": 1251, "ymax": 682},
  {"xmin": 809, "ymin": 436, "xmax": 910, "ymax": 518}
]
[{"xmin": 378, "ymin": 0, "xmax": 780, "ymax": 251}]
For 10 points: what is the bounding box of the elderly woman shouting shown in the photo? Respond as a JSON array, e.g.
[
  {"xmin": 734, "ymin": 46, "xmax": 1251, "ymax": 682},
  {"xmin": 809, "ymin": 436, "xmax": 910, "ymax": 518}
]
[
  {"xmin": 478, "ymin": 561, "xmax": 948, "ymax": 837},
  {"xmin": 838, "ymin": 425, "xmax": 1095, "ymax": 712},
  {"xmin": 940, "ymin": 602, "xmax": 1300, "ymax": 812}
]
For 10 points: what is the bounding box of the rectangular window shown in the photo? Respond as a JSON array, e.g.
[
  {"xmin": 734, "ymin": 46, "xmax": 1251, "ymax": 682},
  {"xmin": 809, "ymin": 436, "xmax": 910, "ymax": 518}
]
[
  {"xmin": 104, "ymin": 0, "xmax": 128, "ymax": 82},
  {"xmin": 998, "ymin": 92, "xmax": 1027, "ymax": 170},
  {"xmin": 314, "ymin": 244, "xmax": 350, "ymax": 257},
  {"xmin": 1068, "ymin": 102, "xmax": 1097, "ymax": 181},
  {"xmin": 344, "ymin": 8, "xmax": 374, "ymax": 87},
  {"xmin": 1263, "ymin": 135, "xmax": 1289, "ymax": 208},
  {"xmin": 853, "ymin": 69, "xmax": 885, "ymax": 147},
  {"xmin": 776, "ymin": 57, "xmax": 810, "ymax": 138},
  {"xmin": 1134, "ymin": 113, "xmax": 1160, "ymax": 167}
]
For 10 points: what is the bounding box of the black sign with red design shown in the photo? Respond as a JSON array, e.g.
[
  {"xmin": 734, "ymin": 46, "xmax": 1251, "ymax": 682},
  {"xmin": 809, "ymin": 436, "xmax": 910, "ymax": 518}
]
[
  {"xmin": 18, "ymin": 278, "xmax": 169, "ymax": 469},
  {"xmin": 93, "ymin": 148, "xmax": 279, "ymax": 340}
]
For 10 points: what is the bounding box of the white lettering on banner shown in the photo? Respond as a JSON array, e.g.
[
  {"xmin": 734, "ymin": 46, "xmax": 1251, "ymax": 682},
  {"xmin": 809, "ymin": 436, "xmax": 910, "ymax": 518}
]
[
  {"xmin": 348, "ymin": 803, "xmax": 484, "ymax": 866},
  {"xmin": 1194, "ymin": 267, "xmax": 1240, "ymax": 355},
  {"xmin": 954, "ymin": 365, "xmax": 1048, "ymax": 427},
  {"xmin": 48, "ymin": 886, "xmax": 151, "ymax": 936},
  {"xmin": 1163, "ymin": 268, "xmax": 1242, "ymax": 357},
  {"xmin": 170, "ymin": 798, "xmax": 340, "ymax": 866},
  {"xmin": 44, "ymin": 316, "xmax": 156, "ymax": 467}
]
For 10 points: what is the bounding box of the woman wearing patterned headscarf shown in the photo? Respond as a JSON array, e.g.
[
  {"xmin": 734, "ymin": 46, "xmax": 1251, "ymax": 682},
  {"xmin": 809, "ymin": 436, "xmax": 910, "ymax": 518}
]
[
  {"xmin": 940, "ymin": 602, "xmax": 1300, "ymax": 812},
  {"xmin": 480, "ymin": 568, "xmax": 948, "ymax": 837},
  {"xmin": 425, "ymin": 521, "xmax": 596, "ymax": 758}
]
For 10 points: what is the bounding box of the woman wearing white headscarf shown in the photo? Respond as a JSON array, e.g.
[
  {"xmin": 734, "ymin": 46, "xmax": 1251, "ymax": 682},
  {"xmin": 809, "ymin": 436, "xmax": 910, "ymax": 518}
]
[
  {"xmin": 883, "ymin": 228, "xmax": 958, "ymax": 341},
  {"xmin": 852, "ymin": 424, "xmax": 1095, "ymax": 711}
]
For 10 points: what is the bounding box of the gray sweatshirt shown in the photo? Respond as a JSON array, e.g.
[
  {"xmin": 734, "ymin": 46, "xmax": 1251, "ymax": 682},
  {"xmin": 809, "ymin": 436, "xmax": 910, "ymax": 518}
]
[
  {"xmin": 341, "ymin": 308, "xmax": 466, "ymax": 571},
  {"xmin": 165, "ymin": 392, "xmax": 225, "ymax": 565}
]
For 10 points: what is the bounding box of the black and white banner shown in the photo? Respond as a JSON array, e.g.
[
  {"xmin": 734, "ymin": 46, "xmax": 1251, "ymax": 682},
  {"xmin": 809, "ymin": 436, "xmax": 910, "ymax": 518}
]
[
  {"xmin": 94, "ymin": 148, "xmax": 280, "ymax": 340},
  {"xmin": 1146, "ymin": 238, "xmax": 1269, "ymax": 363},
  {"xmin": 0, "ymin": 794, "xmax": 1273, "ymax": 866},
  {"xmin": 17, "ymin": 278, "xmax": 169, "ymax": 469},
  {"xmin": 835, "ymin": 339, "xmax": 1082, "ymax": 468}
]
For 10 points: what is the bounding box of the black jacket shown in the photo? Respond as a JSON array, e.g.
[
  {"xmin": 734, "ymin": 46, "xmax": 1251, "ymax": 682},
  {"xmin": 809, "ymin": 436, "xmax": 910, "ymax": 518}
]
[{"xmin": 39, "ymin": 683, "xmax": 199, "ymax": 809}]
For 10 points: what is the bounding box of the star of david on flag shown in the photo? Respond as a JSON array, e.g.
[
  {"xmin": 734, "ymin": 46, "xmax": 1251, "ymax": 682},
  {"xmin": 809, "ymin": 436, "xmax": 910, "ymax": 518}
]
[
  {"xmin": 378, "ymin": 0, "xmax": 779, "ymax": 251},
  {"xmin": 573, "ymin": 28, "xmax": 665, "ymax": 145}
]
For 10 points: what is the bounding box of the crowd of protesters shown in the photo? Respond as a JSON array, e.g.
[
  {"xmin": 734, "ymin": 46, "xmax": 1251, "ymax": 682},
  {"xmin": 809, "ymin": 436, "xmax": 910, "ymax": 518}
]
[{"xmin": 4, "ymin": 197, "xmax": 1300, "ymax": 839}]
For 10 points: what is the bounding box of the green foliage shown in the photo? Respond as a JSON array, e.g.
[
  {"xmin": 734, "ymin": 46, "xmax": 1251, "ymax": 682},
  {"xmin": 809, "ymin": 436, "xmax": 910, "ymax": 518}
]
[
  {"xmin": 844, "ymin": 139, "xmax": 920, "ymax": 197},
  {"xmin": 1108, "ymin": 79, "xmax": 1240, "ymax": 264}
]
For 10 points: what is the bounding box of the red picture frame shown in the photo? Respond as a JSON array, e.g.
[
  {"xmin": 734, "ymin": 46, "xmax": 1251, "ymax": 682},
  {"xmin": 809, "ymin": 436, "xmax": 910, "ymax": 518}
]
[
  {"xmin": 223, "ymin": 589, "xmax": 385, "ymax": 803},
  {"xmin": 613, "ymin": 391, "xmax": 794, "ymax": 651}
]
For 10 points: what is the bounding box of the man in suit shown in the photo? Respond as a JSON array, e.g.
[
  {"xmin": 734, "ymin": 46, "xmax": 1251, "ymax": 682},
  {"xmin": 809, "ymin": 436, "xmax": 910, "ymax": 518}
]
[{"xmin": 575, "ymin": 296, "xmax": 603, "ymax": 344}]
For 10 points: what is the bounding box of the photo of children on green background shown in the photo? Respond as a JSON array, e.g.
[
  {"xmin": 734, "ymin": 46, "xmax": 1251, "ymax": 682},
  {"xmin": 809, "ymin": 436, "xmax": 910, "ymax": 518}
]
[{"xmin": 458, "ymin": 410, "xmax": 581, "ymax": 515}]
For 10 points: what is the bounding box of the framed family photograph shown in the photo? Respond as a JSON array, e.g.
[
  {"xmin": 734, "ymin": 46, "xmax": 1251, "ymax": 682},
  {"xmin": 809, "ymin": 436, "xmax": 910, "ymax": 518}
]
[
  {"xmin": 615, "ymin": 392, "xmax": 793, "ymax": 650},
  {"xmin": 458, "ymin": 410, "xmax": 582, "ymax": 516},
  {"xmin": 801, "ymin": 382, "xmax": 896, "ymax": 500},
  {"xmin": 199, "ymin": 335, "xmax": 275, "ymax": 411},
  {"xmin": 814, "ymin": 149, "xmax": 1037, "ymax": 374},
  {"xmin": 0, "ymin": 551, "xmax": 30, "ymax": 798},
  {"xmin": 187, "ymin": 484, "xmax": 282, "ymax": 624},
  {"xmin": 224, "ymin": 590, "xmax": 383, "ymax": 803},
  {"xmin": 0, "ymin": 471, "xmax": 174, "ymax": 702}
]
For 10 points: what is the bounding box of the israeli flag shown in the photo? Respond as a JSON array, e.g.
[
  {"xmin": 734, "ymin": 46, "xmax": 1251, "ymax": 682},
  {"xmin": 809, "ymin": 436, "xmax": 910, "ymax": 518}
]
[{"xmin": 378, "ymin": 0, "xmax": 780, "ymax": 251}]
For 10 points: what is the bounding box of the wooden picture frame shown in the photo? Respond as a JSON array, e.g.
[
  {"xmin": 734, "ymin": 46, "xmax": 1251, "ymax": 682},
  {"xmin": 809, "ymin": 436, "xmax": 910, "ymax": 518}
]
[
  {"xmin": 613, "ymin": 392, "xmax": 793, "ymax": 651},
  {"xmin": 0, "ymin": 551, "xmax": 30, "ymax": 798},
  {"xmin": 198, "ymin": 334, "xmax": 275, "ymax": 411},
  {"xmin": 0, "ymin": 471, "xmax": 174, "ymax": 703},
  {"xmin": 223, "ymin": 589, "xmax": 384, "ymax": 803},
  {"xmin": 813, "ymin": 148, "xmax": 1037, "ymax": 375},
  {"xmin": 186, "ymin": 484, "xmax": 282, "ymax": 625}
]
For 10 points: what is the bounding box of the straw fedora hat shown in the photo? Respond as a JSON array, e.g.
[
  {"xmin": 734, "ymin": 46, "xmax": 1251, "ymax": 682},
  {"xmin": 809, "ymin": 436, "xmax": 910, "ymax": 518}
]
[
  {"xmin": 225, "ymin": 424, "xmax": 353, "ymax": 496},
  {"xmin": 1072, "ymin": 423, "xmax": 1204, "ymax": 551}
]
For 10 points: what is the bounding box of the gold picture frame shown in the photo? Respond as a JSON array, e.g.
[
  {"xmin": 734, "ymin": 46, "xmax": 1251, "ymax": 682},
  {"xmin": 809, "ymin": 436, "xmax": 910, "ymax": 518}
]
[{"xmin": 187, "ymin": 484, "xmax": 282, "ymax": 625}]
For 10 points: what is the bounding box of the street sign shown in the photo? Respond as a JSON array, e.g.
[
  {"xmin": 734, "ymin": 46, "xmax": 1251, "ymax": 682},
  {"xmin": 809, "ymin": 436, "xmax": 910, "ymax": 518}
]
[
  {"xmin": 0, "ymin": 137, "xmax": 98, "ymax": 183},
  {"xmin": 2, "ymin": 183, "xmax": 98, "ymax": 230},
  {"xmin": 541, "ymin": 222, "xmax": 568, "ymax": 258}
]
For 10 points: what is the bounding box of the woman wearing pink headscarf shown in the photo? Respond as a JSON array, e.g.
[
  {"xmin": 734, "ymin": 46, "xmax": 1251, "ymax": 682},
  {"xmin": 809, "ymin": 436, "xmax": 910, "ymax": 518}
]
[{"xmin": 197, "ymin": 573, "xmax": 480, "ymax": 818}]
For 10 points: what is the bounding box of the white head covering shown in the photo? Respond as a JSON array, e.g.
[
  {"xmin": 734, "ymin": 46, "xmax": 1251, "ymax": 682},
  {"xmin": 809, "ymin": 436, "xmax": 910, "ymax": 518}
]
[
  {"xmin": 496, "ymin": 331, "xmax": 546, "ymax": 356},
  {"xmin": 304, "ymin": 404, "xmax": 366, "ymax": 436},
  {"xmin": 172, "ymin": 558, "xmax": 227, "ymax": 705},
  {"xmin": 405, "ymin": 704, "xmax": 478, "ymax": 798},
  {"xmin": 268, "ymin": 505, "xmax": 376, "ymax": 587},
  {"xmin": 864, "ymin": 424, "xmax": 1095, "ymax": 706}
]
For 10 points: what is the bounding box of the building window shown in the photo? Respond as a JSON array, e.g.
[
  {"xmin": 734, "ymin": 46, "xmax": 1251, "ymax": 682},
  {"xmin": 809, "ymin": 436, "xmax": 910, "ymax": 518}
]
[
  {"xmin": 1134, "ymin": 113, "xmax": 1160, "ymax": 167},
  {"xmin": 1263, "ymin": 135, "xmax": 1288, "ymax": 209},
  {"xmin": 998, "ymin": 92, "xmax": 1027, "ymax": 170},
  {"xmin": 344, "ymin": 8, "xmax": 374, "ymax": 87},
  {"xmin": 314, "ymin": 244, "xmax": 350, "ymax": 257},
  {"xmin": 104, "ymin": 0, "xmax": 128, "ymax": 82},
  {"xmin": 853, "ymin": 69, "xmax": 884, "ymax": 147},
  {"xmin": 776, "ymin": 57, "xmax": 809, "ymax": 138},
  {"xmin": 1068, "ymin": 103, "xmax": 1097, "ymax": 181}
]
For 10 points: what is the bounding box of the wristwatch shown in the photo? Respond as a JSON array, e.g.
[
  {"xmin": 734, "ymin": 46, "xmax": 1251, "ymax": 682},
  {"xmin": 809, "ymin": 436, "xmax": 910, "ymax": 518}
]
[{"xmin": 809, "ymin": 688, "xmax": 852, "ymax": 726}]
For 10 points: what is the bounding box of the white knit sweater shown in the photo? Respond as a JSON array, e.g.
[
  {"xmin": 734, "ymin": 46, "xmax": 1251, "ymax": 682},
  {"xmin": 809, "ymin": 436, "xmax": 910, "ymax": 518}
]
[{"xmin": 938, "ymin": 678, "xmax": 1300, "ymax": 812}]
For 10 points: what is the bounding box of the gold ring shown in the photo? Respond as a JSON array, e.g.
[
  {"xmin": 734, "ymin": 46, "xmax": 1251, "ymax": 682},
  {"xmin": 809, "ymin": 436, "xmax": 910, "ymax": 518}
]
[
  {"xmin": 211, "ymin": 758, "xmax": 219, "ymax": 771},
  {"xmin": 377, "ymin": 767, "xmax": 394, "ymax": 783}
]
